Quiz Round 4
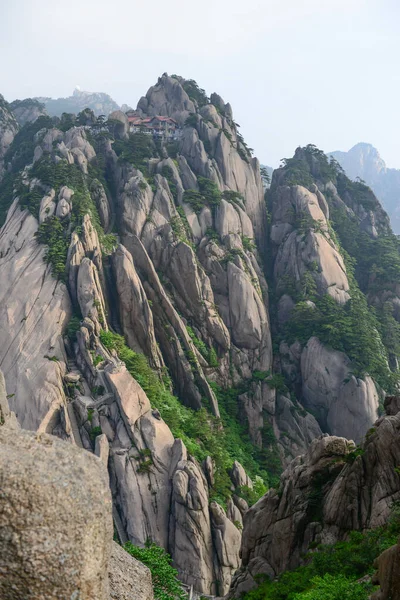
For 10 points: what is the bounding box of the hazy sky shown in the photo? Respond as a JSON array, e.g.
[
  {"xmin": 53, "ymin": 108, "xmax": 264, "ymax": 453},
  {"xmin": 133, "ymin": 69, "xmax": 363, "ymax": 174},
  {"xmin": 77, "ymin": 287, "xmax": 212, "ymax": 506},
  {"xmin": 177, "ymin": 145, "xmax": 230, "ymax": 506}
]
[{"xmin": 1, "ymin": 0, "xmax": 399, "ymax": 168}]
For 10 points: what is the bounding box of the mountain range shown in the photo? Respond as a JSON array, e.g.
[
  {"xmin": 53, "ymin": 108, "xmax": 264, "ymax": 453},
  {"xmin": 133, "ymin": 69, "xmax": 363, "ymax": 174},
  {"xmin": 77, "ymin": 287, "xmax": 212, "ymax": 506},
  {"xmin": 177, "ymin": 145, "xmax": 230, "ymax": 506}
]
[
  {"xmin": 331, "ymin": 142, "xmax": 400, "ymax": 234},
  {"xmin": 0, "ymin": 75, "xmax": 399, "ymax": 600}
]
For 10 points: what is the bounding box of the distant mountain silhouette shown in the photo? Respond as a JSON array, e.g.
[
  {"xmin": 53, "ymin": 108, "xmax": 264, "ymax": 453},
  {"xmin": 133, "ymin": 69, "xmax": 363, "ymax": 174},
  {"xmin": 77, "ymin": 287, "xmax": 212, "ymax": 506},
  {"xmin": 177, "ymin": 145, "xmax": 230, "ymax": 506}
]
[{"xmin": 330, "ymin": 143, "xmax": 400, "ymax": 233}]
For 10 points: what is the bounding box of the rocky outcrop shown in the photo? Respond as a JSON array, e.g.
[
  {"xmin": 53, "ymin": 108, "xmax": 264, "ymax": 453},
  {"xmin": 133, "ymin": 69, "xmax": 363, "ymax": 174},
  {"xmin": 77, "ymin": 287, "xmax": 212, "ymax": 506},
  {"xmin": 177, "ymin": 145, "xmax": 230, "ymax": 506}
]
[
  {"xmin": 0, "ymin": 409, "xmax": 113, "ymax": 599},
  {"xmin": 112, "ymin": 244, "xmax": 163, "ymax": 369},
  {"xmin": 109, "ymin": 542, "xmax": 154, "ymax": 600},
  {"xmin": 0, "ymin": 201, "xmax": 72, "ymax": 433},
  {"xmin": 137, "ymin": 73, "xmax": 196, "ymax": 125},
  {"xmin": 0, "ymin": 375, "xmax": 154, "ymax": 600},
  {"xmin": 10, "ymin": 98, "xmax": 47, "ymax": 126},
  {"xmin": 270, "ymin": 184, "xmax": 350, "ymax": 304},
  {"xmin": 3, "ymin": 76, "xmax": 400, "ymax": 598},
  {"xmin": 301, "ymin": 337, "xmax": 379, "ymax": 442},
  {"xmin": 0, "ymin": 95, "xmax": 18, "ymax": 178},
  {"xmin": 230, "ymin": 406, "xmax": 400, "ymax": 597},
  {"xmin": 371, "ymin": 540, "xmax": 400, "ymax": 600}
]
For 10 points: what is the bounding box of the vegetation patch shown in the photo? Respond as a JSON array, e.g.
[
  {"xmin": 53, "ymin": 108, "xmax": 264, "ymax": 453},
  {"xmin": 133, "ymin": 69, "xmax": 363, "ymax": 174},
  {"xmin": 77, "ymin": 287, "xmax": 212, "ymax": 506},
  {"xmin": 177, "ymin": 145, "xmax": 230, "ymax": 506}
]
[
  {"xmin": 124, "ymin": 541, "xmax": 186, "ymax": 600},
  {"xmin": 243, "ymin": 503, "xmax": 400, "ymax": 599}
]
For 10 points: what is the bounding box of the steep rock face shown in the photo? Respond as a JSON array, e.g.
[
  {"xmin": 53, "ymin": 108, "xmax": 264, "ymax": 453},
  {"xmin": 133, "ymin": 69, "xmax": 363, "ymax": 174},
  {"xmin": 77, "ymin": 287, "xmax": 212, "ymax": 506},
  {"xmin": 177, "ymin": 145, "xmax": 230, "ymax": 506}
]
[
  {"xmin": 270, "ymin": 184, "xmax": 350, "ymax": 304},
  {"xmin": 69, "ymin": 348, "xmax": 242, "ymax": 595},
  {"xmin": 301, "ymin": 337, "xmax": 379, "ymax": 442},
  {"xmin": 0, "ymin": 201, "xmax": 71, "ymax": 433},
  {"xmin": 112, "ymin": 244, "xmax": 163, "ymax": 369},
  {"xmin": 3, "ymin": 80, "xmax": 400, "ymax": 597},
  {"xmin": 137, "ymin": 73, "xmax": 196, "ymax": 125},
  {"xmin": 10, "ymin": 98, "xmax": 47, "ymax": 126},
  {"xmin": 269, "ymin": 146, "xmax": 394, "ymax": 444},
  {"xmin": 230, "ymin": 406, "xmax": 400, "ymax": 597},
  {"xmin": 0, "ymin": 95, "xmax": 18, "ymax": 178},
  {"xmin": 0, "ymin": 376, "xmax": 154, "ymax": 600},
  {"xmin": 112, "ymin": 76, "xmax": 273, "ymax": 431}
]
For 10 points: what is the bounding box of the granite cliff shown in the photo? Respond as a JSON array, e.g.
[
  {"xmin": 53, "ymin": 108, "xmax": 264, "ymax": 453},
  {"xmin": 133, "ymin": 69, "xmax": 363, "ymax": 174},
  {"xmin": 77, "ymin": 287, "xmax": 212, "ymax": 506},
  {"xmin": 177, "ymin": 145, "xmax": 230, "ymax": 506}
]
[{"xmin": 1, "ymin": 74, "xmax": 400, "ymax": 596}]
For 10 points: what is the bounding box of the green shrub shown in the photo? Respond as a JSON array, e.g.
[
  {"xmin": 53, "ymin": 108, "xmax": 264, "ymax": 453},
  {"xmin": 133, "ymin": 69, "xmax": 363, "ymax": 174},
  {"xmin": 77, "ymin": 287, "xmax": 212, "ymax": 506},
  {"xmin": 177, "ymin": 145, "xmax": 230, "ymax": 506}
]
[
  {"xmin": 184, "ymin": 113, "xmax": 198, "ymax": 128},
  {"xmin": 294, "ymin": 575, "xmax": 370, "ymax": 600},
  {"xmin": 182, "ymin": 79, "xmax": 209, "ymax": 107},
  {"xmin": 244, "ymin": 504, "xmax": 400, "ymax": 599},
  {"xmin": 186, "ymin": 325, "xmax": 208, "ymax": 359},
  {"xmin": 90, "ymin": 426, "xmax": 102, "ymax": 440},
  {"xmin": 123, "ymin": 541, "xmax": 186, "ymax": 600},
  {"xmin": 99, "ymin": 330, "xmax": 271, "ymax": 502},
  {"xmin": 4, "ymin": 116, "xmax": 54, "ymax": 174},
  {"xmin": 66, "ymin": 315, "xmax": 81, "ymax": 342},
  {"xmin": 113, "ymin": 133, "xmax": 158, "ymax": 174},
  {"xmin": 208, "ymin": 347, "xmax": 219, "ymax": 367},
  {"xmin": 35, "ymin": 216, "xmax": 69, "ymax": 281},
  {"xmin": 242, "ymin": 235, "xmax": 256, "ymax": 251}
]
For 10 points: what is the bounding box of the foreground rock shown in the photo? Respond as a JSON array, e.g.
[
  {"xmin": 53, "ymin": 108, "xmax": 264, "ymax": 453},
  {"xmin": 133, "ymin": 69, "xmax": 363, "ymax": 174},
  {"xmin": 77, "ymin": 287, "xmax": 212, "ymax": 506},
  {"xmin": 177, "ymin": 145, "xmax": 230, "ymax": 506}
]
[
  {"xmin": 109, "ymin": 542, "xmax": 153, "ymax": 600},
  {"xmin": 0, "ymin": 378, "xmax": 152, "ymax": 600},
  {"xmin": 0, "ymin": 424, "xmax": 113, "ymax": 599}
]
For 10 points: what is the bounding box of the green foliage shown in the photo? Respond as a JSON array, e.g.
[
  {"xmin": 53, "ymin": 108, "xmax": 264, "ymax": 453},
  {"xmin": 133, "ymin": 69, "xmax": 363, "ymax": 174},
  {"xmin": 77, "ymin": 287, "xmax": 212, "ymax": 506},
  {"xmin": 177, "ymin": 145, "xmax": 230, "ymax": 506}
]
[
  {"xmin": 66, "ymin": 315, "xmax": 81, "ymax": 342},
  {"xmin": 284, "ymin": 285, "xmax": 397, "ymax": 391},
  {"xmin": 238, "ymin": 476, "xmax": 268, "ymax": 507},
  {"xmin": 92, "ymin": 353, "xmax": 103, "ymax": 367},
  {"xmin": 329, "ymin": 202, "xmax": 400, "ymax": 291},
  {"xmin": 260, "ymin": 166, "xmax": 271, "ymax": 185},
  {"xmin": 198, "ymin": 177, "xmax": 222, "ymax": 207},
  {"xmin": 293, "ymin": 575, "xmax": 370, "ymax": 600},
  {"xmin": 182, "ymin": 189, "xmax": 204, "ymax": 212},
  {"xmin": 4, "ymin": 115, "xmax": 54, "ymax": 173},
  {"xmin": 99, "ymin": 330, "xmax": 270, "ymax": 502},
  {"xmin": 223, "ymin": 190, "xmax": 245, "ymax": 205},
  {"xmin": 113, "ymin": 133, "xmax": 158, "ymax": 174},
  {"xmin": 90, "ymin": 426, "xmax": 102, "ymax": 440},
  {"xmin": 336, "ymin": 173, "xmax": 379, "ymax": 212},
  {"xmin": 182, "ymin": 79, "xmax": 209, "ymax": 107},
  {"xmin": 0, "ymin": 172, "xmax": 18, "ymax": 226},
  {"xmin": 124, "ymin": 542, "xmax": 186, "ymax": 600},
  {"xmin": 183, "ymin": 177, "xmax": 221, "ymax": 213},
  {"xmin": 184, "ymin": 113, "xmax": 198, "ymax": 128},
  {"xmin": 186, "ymin": 325, "xmax": 208, "ymax": 358},
  {"xmin": 242, "ymin": 235, "xmax": 256, "ymax": 251},
  {"xmin": 44, "ymin": 354, "xmax": 59, "ymax": 362},
  {"xmin": 35, "ymin": 216, "xmax": 69, "ymax": 281},
  {"xmin": 59, "ymin": 113, "xmax": 76, "ymax": 132},
  {"xmin": 244, "ymin": 503, "xmax": 400, "ymax": 600},
  {"xmin": 165, "ymin": 141, "xmax": 179, "ymax": 158},
  {"xmin": 208, "ymin": 347, "xmax": 219, "ymax": 367},
  {"xmin": 15, "ymin": 180, "xmax": 43, "ymax": 218}
]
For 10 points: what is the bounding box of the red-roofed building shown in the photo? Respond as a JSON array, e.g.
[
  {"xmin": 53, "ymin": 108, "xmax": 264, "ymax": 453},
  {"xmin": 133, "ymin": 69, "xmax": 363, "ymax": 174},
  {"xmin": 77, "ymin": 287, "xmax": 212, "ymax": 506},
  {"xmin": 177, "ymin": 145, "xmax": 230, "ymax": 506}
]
[{"xmin": 126, "ymin": 114, "xmax": 180, "ymax": 138}]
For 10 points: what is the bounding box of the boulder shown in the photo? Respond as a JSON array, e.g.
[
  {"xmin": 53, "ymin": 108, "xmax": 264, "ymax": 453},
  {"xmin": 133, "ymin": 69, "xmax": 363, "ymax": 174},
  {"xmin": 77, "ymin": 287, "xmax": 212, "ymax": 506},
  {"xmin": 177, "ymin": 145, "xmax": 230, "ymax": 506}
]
[
  {"xmin": 109, "ymin": 542, "xmax": 154, "ymax": 600},
  {"xmin": 371, "ymin": 541, "xmax": 400, "ymax": 600},
  {"xmin": 109, "ymin": 110, "xmax": 129, "ymax": 139},
  {"xmin": 229, "ymin": 406, "xmax": 400, "ymax": 597},
  {"xmin": 0, "ymin": 425, "xmax": 113, "ymax": 599}
]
